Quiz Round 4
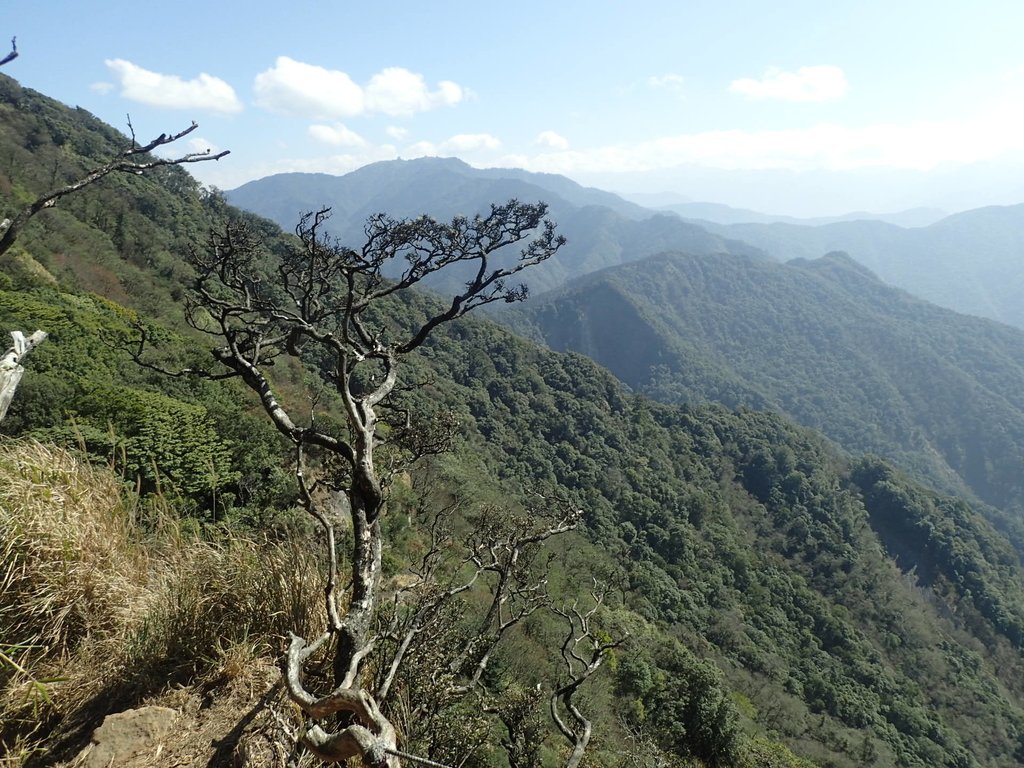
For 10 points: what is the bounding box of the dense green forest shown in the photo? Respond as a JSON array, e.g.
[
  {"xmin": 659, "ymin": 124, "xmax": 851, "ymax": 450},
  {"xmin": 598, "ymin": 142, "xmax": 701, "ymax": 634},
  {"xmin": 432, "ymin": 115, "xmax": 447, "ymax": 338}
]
[
  {"xmin": 509, "ymin": 250, "xmax": 1024, "ymax": 533},
  {"xmin": 6, "ymin": 73, "xmax": 1024, "ymax": 768}
]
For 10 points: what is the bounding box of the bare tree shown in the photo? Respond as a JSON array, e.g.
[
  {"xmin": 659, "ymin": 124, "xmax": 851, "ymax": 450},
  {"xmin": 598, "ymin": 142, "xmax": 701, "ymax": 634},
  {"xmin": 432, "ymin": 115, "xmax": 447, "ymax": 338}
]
[
  {"xmin": 0, "ymin": 330, "xmax": 46, "ymax": 423},
  {"xmin": 134, "ymin": 202, "xmax": 566, "ymax": 765},
  {"xmin": 551, "ymin": 586, "xmax": 628, "ymax": 768},
  {"xmin": 0, "ymin": 118, "xmax": 229, "ymax": 257}
]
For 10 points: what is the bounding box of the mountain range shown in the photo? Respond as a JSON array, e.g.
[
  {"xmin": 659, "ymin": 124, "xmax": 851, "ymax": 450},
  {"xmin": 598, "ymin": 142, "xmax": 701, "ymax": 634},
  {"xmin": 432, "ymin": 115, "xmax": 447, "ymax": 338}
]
[
  {"xmin": 229, "ymin": 157, "xmax": 1024, "ymax": 333},
  {"xmin": 507, "ymin": 249, "xmax": 1024, "ymax": 532},
  {"xmin": 226, "ymin": 157, "xmax": 766, "ymax": 296},
  {"xmin": 8, "ymin": 73, "xmax": 1024, "ymax": 766},
  {"xmin": 688, "ymin": 205, "xmax": 1024, "ymax": 329}
]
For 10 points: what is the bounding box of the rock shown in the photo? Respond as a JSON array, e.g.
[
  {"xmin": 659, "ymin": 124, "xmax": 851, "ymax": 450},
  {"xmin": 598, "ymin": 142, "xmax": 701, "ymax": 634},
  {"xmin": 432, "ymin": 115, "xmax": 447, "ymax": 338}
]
[{"xmin": 80, "ymin": 706, "xmax": 178, "ymax": 767}]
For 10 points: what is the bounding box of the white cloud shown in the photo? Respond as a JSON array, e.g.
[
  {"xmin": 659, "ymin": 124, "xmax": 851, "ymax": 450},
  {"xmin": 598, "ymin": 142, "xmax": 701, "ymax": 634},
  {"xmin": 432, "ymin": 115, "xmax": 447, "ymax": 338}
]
[
  {"xmin": 253, "ymin": 58, "xmax": 464, "ymax": 120},
  {"xmin": 399, "ymin": 134, "xmax": 499, "ymax": 157},
  {"xmin": 535, "ymin": 130, "xmax": 570, "ymax": 150},
  {"xmin": 439, "ymin": 133, "xmax": 500, "ymax": 153},
  {"xmin": 403, "ymin": 140, "xmax": 438, "ymax": 158},
  {"xmin": 185, "ymin": 137, "xmax": 222, "ymax": 156},
  {"xmin": 105, "ymin": 59, "xmax": 242, "ymax": 113},
  {"xmin": 730, "ymin": 65, "xmax": 848, "ymax": 103},
  {"xmin": 503, "ymin": 104, "xmax": 1024, "ymax": 178},
  {"xmin": 309, "ymin": 123, "xmax": 366, "ymax": 147},
  {"xmin": 365, "ymin": 68, "xmax": 464, "ymax": 116},
  {"xmin": 253, "ymin": 56, "xmax": 363, "ymax": 118},
  {"xmin": 90, "ymin": 81, "xmax": 114, "ymax": 95},
  {"xmin": 385, "ymin": 126, "xmax": 409, "ymax": 140},
  {"xmin": 648, "ymin": 73, "xmax": 685, "ymax": 93}
]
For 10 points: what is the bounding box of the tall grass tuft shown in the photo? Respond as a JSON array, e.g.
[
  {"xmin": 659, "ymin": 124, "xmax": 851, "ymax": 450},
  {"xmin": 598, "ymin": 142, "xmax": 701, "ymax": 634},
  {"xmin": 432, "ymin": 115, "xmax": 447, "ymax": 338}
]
[{"xmin": 0, "ymin": 438, "xmax": 325, "ymax": 763}]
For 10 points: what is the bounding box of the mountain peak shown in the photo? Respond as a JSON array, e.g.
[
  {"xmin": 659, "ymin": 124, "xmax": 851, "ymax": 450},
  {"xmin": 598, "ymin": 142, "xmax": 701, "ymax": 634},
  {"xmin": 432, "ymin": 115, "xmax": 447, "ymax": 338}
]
[{"xmin": 797, "ymin": 250, "xmax": 885, "ymax": 283}]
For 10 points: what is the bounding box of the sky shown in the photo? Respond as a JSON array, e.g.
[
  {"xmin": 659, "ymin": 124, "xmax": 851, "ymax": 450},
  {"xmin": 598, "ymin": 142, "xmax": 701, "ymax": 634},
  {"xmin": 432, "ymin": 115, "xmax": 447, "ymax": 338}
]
[{"xmin": 6, "ymin": 0, "xmax": 1024, "ymax": 217}]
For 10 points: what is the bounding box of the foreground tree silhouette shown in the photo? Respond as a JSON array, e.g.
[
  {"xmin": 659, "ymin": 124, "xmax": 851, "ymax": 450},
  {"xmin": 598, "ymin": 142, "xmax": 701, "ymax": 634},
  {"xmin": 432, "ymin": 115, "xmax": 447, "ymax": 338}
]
[{"xmin": 137, "ymin": 202, "xmax": 567, "ymax": 765}]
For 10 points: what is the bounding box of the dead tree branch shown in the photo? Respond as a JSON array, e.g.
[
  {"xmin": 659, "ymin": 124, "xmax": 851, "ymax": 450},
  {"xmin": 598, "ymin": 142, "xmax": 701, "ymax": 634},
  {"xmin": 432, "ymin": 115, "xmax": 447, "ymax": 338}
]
[
  {"xmin": 0, "ymin": 330, "xmax": 47, "ymax": 423},
  {"xmin": 0, "ymin": 119, "xmax": 228, "ymax": 257},
  {"xmin": 0, "ymin": 37, "xmax": 16, "ymax": 67},
  {"xmin": 439, "ymin": 499, "xmax": 582, "ymax": 700},
  {"xmin": 551, "ymin": 585, "xmax": 628, "ymax": 768}
]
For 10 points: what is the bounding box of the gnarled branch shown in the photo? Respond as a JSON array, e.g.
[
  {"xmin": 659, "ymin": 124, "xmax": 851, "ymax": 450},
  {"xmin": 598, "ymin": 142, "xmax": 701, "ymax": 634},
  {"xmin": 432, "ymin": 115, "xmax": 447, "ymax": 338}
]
[
  {"xmin": 0, "ymin": 330, "xmax": 47, "ymax": 423},
  {"xmin": 0, "ymin": 37, "xmax": 16, "ymax": 67},
  {"xmin": 550, "ymin": 585, "xmax": 628, "ymax": 768},
  {"xmin": 0, "ymin": 118, "xmax": 228, "ymax": 257}
]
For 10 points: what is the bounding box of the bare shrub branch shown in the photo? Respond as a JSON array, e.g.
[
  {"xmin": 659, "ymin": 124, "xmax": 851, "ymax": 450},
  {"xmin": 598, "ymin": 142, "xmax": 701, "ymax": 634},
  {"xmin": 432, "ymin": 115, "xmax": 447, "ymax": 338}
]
[{"xmin": 551, "ymin": 585, "xmax": 628, "ymax": 768}]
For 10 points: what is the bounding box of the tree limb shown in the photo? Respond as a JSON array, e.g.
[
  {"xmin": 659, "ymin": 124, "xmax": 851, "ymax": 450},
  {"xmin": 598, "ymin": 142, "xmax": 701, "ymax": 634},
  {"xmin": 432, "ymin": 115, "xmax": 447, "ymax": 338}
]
[
  {"xmin": 550, "ymin": 585, "xmax": 628, "ymax": 768},
  {"xmin": 0, "ymin": 37, "xmax": 16, "ymax": 67},
  {"xmin": 0, "ymin": 119, "xmax": 229, "ymax": 257},
  {"xmin": 0, "ymin": 330, "xmax": 47, "ymax": 423}
]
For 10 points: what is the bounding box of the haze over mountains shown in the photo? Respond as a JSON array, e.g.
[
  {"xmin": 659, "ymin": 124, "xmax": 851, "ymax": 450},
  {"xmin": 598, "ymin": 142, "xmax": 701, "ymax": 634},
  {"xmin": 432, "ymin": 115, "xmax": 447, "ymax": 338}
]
[
  {"xmin": 692, "ymin": 206, "xmax": 1024, "ymax": 329},
  {"xmin": 228, "ymin": 157, "xmax": 1024, "ymax": 331},
  {"xmin": 622, "ymin": 193, "xmax": 949, "ymax": 228}
]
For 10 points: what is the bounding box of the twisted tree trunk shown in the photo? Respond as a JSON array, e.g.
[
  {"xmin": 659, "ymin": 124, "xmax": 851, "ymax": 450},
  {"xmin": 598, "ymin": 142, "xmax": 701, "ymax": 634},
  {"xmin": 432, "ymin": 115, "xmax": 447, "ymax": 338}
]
[{"xmin": 0, "ymin": 330, "xmax": 46, "ymax": 423}]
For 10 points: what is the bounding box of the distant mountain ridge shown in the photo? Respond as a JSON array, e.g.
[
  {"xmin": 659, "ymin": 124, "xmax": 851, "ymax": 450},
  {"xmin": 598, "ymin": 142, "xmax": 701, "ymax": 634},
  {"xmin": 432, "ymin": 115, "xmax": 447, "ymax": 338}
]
[
  {"xmin": 630, "ymin": 198, "xmax": 948, "ymax": 227},
  {"xmin": 226, "ymin": 157, "xmax": 766, "ymax": 296},
  {"xmin": 693, "ymin": 205, "xmax": 1024, "ymax": 329},
  {"xmin": 228, "ymin": 156, "xmax": 651, "ymax": 223}
]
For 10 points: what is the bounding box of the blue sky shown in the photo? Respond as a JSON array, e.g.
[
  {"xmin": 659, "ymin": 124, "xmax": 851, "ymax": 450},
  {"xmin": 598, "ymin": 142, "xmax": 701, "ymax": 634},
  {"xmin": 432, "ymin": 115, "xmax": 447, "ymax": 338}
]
[{"xmin": 6, "ymin": 1, "xmax": 1024, "ymax": 215}]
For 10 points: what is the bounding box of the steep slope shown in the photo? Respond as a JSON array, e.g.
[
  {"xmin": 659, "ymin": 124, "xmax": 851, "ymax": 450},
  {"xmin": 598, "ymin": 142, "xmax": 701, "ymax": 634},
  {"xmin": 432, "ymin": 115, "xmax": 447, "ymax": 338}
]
[
  {"xmin": 692, "ymin": 205, "xmax": 1024, "ymax": 328},
  {"xmin": 511, "ymin": 250, "xmax": 1024, "ymax": 523},
  {"xmin": 411, "ymin": 319, "xmax": 1024, "ymax": 767},
  {"xmin": 225, "ymin": 158, "xmax": 765, "ymax": 295}
]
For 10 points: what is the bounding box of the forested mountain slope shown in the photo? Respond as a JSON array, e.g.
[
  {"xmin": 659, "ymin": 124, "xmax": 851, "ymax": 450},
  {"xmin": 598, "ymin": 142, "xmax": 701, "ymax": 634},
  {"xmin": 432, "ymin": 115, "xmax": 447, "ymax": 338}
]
[
  {"xmin": 10, "ymin": 278, "xmax": 1024, "ymax": 768},
  {"xmin": 691, "ymin": 206, "xmax": 1024, "ymax": 329},
  {"xmin": 7, "ymin": 73, "xmax": 1024, "ymax": 767},
  {"xmin": 510, "ymin": 250, "xmax": 1024, "ymax": 526},
  {"xmin": 225, "ymin": 158, "xmax": 766, "ymax": 296}
]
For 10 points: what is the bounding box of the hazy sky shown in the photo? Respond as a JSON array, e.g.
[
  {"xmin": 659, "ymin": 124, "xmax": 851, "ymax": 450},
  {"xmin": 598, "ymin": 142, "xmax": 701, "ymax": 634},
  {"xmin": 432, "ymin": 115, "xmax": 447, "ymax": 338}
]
[{"xmin": 7, "ymin": 1, "xmax": 1024, "ymax": 216}]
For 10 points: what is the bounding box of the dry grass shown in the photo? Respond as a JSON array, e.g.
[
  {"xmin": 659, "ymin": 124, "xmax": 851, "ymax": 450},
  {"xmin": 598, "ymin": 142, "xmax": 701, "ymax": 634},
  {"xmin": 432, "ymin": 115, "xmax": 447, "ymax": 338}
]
[
  {"xmin": 0, "ymin": 438, "xmax": 325, "ymax": 766},
  {"xmin": 0, "ymin": 440, "xmax": 150, "ymax": 724}
]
